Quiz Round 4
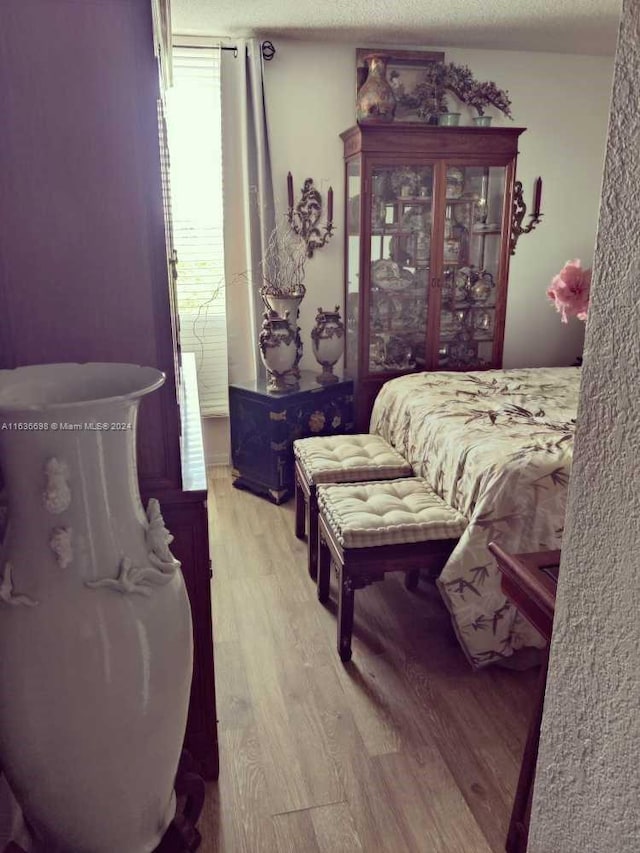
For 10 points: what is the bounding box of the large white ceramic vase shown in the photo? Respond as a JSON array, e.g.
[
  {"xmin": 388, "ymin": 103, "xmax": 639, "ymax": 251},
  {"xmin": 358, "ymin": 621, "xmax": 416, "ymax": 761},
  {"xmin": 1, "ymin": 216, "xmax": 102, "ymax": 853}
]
[{"xmin": 0, "ymin": 363, "xmax": 193, "ymax": 852}]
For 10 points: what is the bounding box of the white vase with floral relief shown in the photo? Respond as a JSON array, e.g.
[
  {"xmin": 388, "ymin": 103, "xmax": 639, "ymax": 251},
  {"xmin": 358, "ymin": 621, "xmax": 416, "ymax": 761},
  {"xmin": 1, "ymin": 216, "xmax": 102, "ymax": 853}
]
[{"xmin": 0, "ymin": 363, "xmax": 192, "ymax": 853}]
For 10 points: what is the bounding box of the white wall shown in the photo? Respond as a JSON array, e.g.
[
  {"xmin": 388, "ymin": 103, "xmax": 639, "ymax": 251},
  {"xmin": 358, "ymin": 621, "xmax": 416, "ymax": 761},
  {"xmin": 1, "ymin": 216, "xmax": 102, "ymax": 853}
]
[
  {"xmin": 264, "ymin": 41, "xmax": 614, "ymax": 371},
  {"xmin": 202, "ymin": 416, "xmax": 230, "ymax": 466},
  {"xmin": 529, "ymin": 0, "xmax": 640, "ymax": 848}
]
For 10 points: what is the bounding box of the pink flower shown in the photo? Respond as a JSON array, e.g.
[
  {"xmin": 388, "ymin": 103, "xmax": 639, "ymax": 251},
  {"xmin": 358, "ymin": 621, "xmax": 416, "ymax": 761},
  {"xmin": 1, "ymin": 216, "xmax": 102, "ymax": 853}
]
[{"xmin": 547, "ymin": 259, "xmax": 591, "ymax": 323}]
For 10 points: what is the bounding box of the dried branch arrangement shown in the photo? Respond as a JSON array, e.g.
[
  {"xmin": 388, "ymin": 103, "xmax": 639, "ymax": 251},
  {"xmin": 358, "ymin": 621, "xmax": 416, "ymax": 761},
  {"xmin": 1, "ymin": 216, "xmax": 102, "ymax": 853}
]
[
  {"xmin": 259, "ymin": 220, "xmax": 307, "ymax": 300},
  {"xmin": 396, "ymin": 62, "xmax": 513, "ymax": 121}
]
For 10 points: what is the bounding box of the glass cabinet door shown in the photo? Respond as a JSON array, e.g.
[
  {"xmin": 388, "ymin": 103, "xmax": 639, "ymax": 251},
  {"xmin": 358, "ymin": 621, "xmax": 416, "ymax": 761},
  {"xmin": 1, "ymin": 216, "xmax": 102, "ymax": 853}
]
[
  {"xmin": 367, "ymin": 164, "xmax": 434, "ymax": 373},
  {"xmin": 437, "ymin": 165, "xmax": 506, "ymax": 369},
  {"xmin": 345, "ymin": 159, "xmax": 361, "ymax": 375}
]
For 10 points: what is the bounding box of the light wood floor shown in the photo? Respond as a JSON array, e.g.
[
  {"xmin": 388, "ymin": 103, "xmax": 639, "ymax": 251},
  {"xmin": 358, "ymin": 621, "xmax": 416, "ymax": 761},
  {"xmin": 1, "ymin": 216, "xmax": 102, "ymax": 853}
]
[{"xmin": 199, "ymin": 467, "xmax": 538, "ymax": 852}]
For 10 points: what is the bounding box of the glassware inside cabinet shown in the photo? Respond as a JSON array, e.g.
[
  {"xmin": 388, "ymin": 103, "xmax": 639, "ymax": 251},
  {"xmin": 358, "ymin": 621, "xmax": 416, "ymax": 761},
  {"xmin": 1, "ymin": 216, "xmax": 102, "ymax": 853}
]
[
  {"xmin": 438, "ymin": 165, "xmax": 506, "ymax": 369},
  {"xmin": 368, "ymin": 164, "xmax": 434, "ymax": 373}
]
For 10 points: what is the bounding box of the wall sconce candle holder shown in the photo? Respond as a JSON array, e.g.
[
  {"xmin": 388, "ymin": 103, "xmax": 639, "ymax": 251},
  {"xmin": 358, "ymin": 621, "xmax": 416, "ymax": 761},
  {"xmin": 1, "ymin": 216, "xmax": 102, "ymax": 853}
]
[
  {"xmin": 286, "ymin": 173, "xmax": 334, "ymax": 258},
  {"xmin": 510, "ymin": 177, "xmax": 543, "ymax": 255}
]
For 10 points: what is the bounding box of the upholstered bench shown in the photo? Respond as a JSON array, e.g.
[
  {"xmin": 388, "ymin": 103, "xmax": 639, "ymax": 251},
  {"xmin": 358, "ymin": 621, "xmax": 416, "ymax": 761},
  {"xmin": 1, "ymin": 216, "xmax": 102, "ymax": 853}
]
[
  {"xmin": 293, "ymin": 434, "xmax": 412, "ymax": 579},
  {"xmin": 316, "ymin": 478, "xmax": 468, "ymax": 662}
]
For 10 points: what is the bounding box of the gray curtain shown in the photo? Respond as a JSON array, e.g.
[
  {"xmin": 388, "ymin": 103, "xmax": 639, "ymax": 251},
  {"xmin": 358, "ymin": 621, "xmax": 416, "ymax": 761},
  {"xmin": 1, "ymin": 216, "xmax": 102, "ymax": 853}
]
[{"xmin": 221, "ymin": 38, "xmax": 275, "ymax": 383}]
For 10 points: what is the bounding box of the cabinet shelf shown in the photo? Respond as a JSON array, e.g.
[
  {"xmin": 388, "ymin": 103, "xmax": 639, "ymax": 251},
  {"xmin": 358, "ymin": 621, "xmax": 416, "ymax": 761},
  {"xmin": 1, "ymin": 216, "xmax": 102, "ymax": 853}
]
[
  {"xmin": 370, "ymin": 228, "xmax": 431, "ymax": 237},
  {"xmin": 391, "ymin": 195, "xmax": 432, "ymax": 203}
]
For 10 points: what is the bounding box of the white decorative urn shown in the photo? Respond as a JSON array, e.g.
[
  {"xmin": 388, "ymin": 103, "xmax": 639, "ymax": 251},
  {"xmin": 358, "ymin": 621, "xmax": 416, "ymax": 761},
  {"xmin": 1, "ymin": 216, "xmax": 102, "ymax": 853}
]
[
  {"xmin": 311, "ymin": 305, "xmax": 345, "ymax": 384},
  {"xmin": 261, "ymin": 293, "xmax": 304, "ymax": 377},
  {"xmin": 0, "ymin": 363, "xmax": 193, "ymax": 852},
  {"xmin": 259, "ymin": 310, "xmax": 298, "ymax": 392}
]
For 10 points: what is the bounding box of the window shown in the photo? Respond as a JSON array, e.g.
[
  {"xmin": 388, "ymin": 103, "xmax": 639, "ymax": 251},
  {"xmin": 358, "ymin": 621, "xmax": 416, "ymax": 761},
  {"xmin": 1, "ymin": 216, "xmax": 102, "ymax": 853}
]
[{"xmin": 165, "ymin": 46, "xmax": 228, "ymax": 416}]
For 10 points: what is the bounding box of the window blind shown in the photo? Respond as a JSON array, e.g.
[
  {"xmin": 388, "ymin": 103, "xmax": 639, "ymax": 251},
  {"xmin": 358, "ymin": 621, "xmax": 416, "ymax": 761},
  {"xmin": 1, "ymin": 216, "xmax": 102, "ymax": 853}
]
[{"xmin": 165, "ymin": 46, "xmax": 228, "ymax": 417}]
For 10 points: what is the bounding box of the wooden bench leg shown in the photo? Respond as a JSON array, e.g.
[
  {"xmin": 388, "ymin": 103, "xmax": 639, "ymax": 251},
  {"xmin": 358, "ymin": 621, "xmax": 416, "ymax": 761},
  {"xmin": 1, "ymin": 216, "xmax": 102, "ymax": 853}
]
[
  {"xmin": 308, "ymin": 490, "xmax": 319, "ymax": 581},
  {"xmin": 404, "ymin": 569, "xmax": 420, "ymax": 591},
  {"xmin": 337, "ymin": 567, "xmax": 354, "ymax": 663},
  {"xmin": 317, "ymin": 523, "xmax": 331, "ymax": 604},
  {"xmin": 294, "ymin": 471, "xmax": 305, "ymax": 540}
]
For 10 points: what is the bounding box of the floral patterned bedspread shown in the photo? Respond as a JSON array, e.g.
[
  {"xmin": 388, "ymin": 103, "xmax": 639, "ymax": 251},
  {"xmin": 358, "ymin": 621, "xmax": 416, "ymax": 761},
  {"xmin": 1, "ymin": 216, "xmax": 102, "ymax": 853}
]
[{"xmin": 370, "ymin": 367, "xmax": 580, "ymax": 668}]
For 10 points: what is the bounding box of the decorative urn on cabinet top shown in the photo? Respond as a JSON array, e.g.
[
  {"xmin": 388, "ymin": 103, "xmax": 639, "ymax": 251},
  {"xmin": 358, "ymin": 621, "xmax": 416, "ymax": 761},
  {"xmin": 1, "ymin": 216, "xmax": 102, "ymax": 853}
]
[
  {"xmin": 259, "ymin": 310, "xmax": 299, "ymax": 392},
  {"xmin": 311, "ymin": 305, "xmax": 345, "ymax": 385},
  {"xmin": 356, "ymin": 54, "xmax": 396, "ymax": 124},
  {"xmin": 261, "ymin": 293, "xmax": 305, "ymax": 379},
  {"xmin": 0, "ymin": 362, "xmax": 193, "ymax": 853}
]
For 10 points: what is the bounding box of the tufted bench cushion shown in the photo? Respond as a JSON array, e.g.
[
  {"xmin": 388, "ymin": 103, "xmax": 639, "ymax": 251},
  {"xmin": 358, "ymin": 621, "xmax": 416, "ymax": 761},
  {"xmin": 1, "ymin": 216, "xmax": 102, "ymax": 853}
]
[
  {"xmin": 317, "ymin": 478, "xmax": 468, "ymax": 549},
  {"xmin": 294, "ymin": 434, "xmax": 412, "ymax": 485},
  {"xmin": 316, "ymin": 477, "xmax": 468, "ymax": 662}
]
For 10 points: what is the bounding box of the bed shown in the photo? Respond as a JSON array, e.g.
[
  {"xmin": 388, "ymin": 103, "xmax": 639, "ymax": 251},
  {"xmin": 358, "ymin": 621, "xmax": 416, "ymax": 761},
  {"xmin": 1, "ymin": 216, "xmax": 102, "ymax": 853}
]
[{"xmin": 370, "ymin": 367, "xmax": 580, "ymax": 668}]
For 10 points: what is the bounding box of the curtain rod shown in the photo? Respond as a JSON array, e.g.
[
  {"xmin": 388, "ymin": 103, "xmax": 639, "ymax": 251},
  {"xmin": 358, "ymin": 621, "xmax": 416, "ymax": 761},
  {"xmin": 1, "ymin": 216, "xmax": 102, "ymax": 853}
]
[{"xmin": 173, "ymin": 40, "xmax": 276, "ymax": 61}]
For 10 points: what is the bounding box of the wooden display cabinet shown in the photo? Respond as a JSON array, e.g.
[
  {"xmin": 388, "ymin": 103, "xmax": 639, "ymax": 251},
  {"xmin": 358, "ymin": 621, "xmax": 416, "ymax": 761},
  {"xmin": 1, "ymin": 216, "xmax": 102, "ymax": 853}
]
[{"xmin": 341, "ymin": 124, "xmax": 525, "ymax": 430}]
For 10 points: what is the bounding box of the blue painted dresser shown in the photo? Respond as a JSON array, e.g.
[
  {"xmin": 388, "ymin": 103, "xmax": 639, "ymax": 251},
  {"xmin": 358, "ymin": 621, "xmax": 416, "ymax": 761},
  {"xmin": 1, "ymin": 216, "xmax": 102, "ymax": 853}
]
[{"xmin": 229, "ymin": 371, "xmax": 354, "ymax": 503}]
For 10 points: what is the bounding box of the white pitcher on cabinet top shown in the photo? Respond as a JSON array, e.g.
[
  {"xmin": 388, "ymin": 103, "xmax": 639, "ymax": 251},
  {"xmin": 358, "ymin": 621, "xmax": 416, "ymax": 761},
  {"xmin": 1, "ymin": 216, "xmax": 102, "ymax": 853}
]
[{"xmin": 0, "ymin": 363, "xmax": 193, "ymax": 852}]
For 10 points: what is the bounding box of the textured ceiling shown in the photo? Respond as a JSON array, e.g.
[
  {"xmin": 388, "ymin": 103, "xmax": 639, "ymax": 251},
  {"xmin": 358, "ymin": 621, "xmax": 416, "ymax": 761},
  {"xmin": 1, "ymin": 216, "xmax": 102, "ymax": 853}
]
[{"xmin": 172, "ymin": 0, "xmax": 621, "ymax": 56}]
